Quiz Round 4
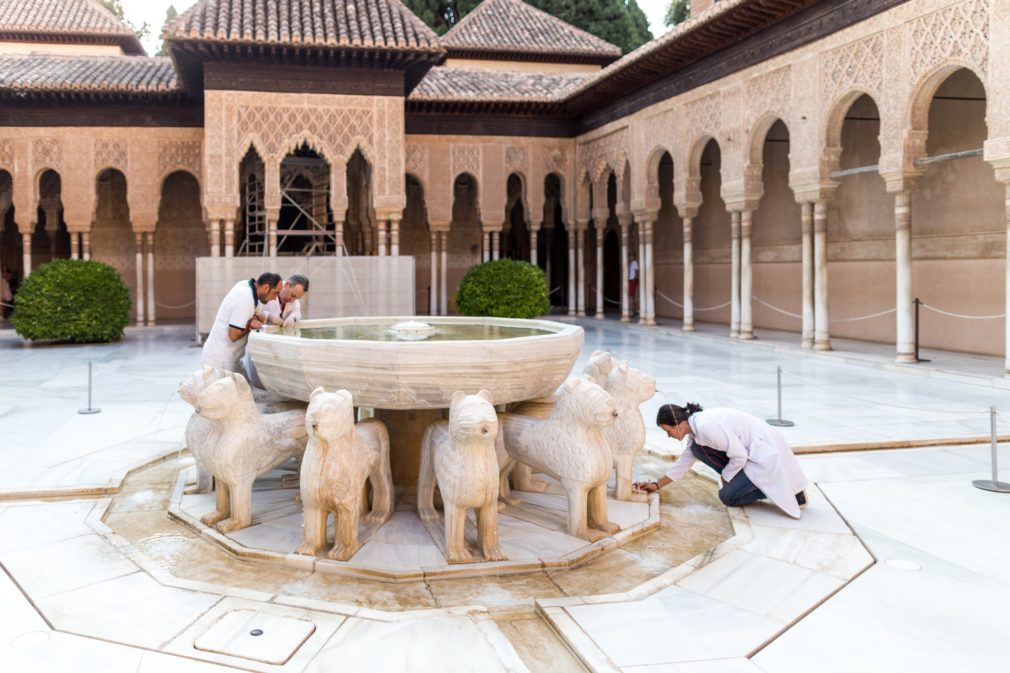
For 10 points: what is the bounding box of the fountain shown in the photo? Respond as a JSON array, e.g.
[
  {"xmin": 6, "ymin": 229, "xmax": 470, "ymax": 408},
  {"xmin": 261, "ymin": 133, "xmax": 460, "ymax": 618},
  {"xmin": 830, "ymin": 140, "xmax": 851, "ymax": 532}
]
[{"xmin": 170, "ymin": 316, "xmax": 659, "ymax": 580}]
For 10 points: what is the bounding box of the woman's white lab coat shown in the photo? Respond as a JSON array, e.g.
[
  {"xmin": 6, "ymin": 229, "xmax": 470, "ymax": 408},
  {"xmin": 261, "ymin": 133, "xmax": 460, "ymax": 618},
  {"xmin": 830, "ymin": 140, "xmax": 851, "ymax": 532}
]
[{"xmin": 689, "ymin": 407, "xmax": 809, "ymax": 518}]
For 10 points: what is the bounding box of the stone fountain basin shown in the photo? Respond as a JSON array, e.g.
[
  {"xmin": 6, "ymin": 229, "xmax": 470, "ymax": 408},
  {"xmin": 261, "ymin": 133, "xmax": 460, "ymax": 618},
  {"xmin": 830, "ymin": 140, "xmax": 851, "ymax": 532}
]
[{"xmin": 247, "ymin": 316, "xmax": 584, "ymax": 409}]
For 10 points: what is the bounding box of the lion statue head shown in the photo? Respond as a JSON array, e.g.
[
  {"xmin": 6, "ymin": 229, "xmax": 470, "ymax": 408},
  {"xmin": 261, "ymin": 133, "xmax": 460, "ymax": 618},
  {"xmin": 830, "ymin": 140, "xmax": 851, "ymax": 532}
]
[
  {"xmin": 557, "ymin": 376, "xmax": 618, "ymax": 428},
  {"xmin": 195, "ymin": 372, "xmax": 254, "ymax": 420},
  {"xmin": 179, "ymin": 365, "xmax": 224, "ymax": 407},
  {"xmin": 448, "ymin": 389, "xmax": 498, "ymax": 443},
  {"xmin": 306, "ymin": 387, "xmax": 355, "ymax": 445},
  {"xmin": 607, "ymin": 362, "xmax": 657, "ymax": 406},
  {"xmin": 583, "ymin": 350, "xmax": 616, "ymax": 386}
]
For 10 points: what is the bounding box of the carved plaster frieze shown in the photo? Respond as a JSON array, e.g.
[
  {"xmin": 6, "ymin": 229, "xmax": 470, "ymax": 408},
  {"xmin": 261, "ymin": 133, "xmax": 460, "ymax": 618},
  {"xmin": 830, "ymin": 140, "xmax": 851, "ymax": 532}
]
[
  {"xmin": 0, "ymin": 138, "xmax": 14, "ymax": 170},
  {"xmin": 159, "ymin": 140, "xmax": 202, "ymax": 178},
  {"xmin": 821, "ymin": 33, "xmax": 885, "ymax": 108},
  {"xmin": 451, "ymin": 144, "xmax": 481, "ymax": 179},
  {"xmin": 32, "ymin": 138, "xmax": 62, "ymax": 171},
  {"xmin": 504, "ymin": 145, "xmax": 529, "ymax": 176},
  {"xmin": 405, "ymin": 143, "xmax": 427, "ymax": 181},
  {"xmin": 578, "ymin": 128, "xmax": 628, "ymax": 182},
  {"xmin": 94, "ymin": 139, "xmax": 129, "ymax": 172},
  {"xmin": 908, "ymin": 0, "xmax": 989, "ymax": 82},
  {"xmin": 745, "ymin": 66, "xmax": 792, "ymax": 125}
]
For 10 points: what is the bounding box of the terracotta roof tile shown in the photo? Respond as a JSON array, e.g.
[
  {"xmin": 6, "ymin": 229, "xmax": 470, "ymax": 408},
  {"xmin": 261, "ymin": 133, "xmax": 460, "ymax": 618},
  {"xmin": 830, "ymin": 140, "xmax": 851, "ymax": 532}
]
[
  {"xmin": 441, "ymin": 0, "xmax": 620, "ymax": 61},
  {"xmin": 0, "ymin": 0, "xmax": 144, "ymax": 53},
  {"xmin": 165, "ymin": 0, "xmax": 441, "ymax": 52},
  {"xmin": 0, "ymin": 53, "xmax": 180, "ymax": 96},
  {"xmin": 410, "ymin": 65, "xmax": 588, "ymax": 103}
]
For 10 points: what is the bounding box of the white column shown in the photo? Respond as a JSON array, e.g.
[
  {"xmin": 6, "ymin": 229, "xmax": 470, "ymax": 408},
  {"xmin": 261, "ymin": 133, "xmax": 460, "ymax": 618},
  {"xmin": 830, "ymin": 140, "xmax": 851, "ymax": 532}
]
[
  {"xmin": 224, "ymin": 219, "xmax": 235, "ymax": 258},
  {"xmin": 576, "ymin": 226, "xmax": 586, "ymax": 317},
  {"xmin": 491, "ymin": 230, "xmax": 500, "ymax": 261},
  {"xmin": 146, "ymin": 237, "xmax": 156, "ymax": 326},
  {"xmin": 730, "ymin": 210, "xmax": 741, "ymax": 337},
  {"xmin": 620, "ymin": 221, "xmax": 630, "ymax": 322},
  {"xmin": 82, "ymin": 231, "xmax": 91, "ymax": 261},
  {"xmin": 429, "ymin": 231, "xmax": 438, "ymax": 316},
  {"xmin": 70, "ymin": 232, "xmax": 79, "ymax": 260},
  {"xmin": 335, "ymin": 221, "xmax": 345, "ymax": 256},
  {"xmin": 801, "ymin": 202, "xmax": 814, "ymax": 348},
  {"xmin": 645, "ymin": 220, "xmax": 656, "ymax": 326},
  {"xmin": 377, "ymin": 220, "xmax": 387, "ymax": 257},
  {"xmin": 482, "ymin": 230, "xmax": 489, "ymax": 262},
  {"xmin": 21, "ymin": 232, "xmax": 32, "ymax": 275},
  {"xmin": 530, "ymin": 226, "xmax": 538, "ymax": 266},
  {"xmin": 135, "ymin": 232, "xmax": 145, "ymax": 326},
  {"xmin": 813, "ymin": 200, "xmax": 831, "ymax": 350},
  {"xmin": 637, "ymin": 221, "xmax": 646, "ymax": 325},
  {"xmin": 267, "ymin": 216, "xmax": 278, "ymax": 257},
  {"xmin": 439, "ymin": 231, "xmax": 448, "ymax": 316},
  {"xmin": 390, "ymin": 218, "xmax": 400, "ymax": 257},
  {"xmin": 595, "ymin": 223, "xmax": 604, "ymax": 319},
  {"xmin": 739, "ymin": 210, "xmax": 754, "ymax": 339},
  {"xmin": 210, "ymin": 219, "xmax": 221, "ymax": 258},
  {"xmin": 683, "ymin": 216, "xmax": 695, "ymax": 332},
  {"xmin": 1005, "ymin": 183, "xmax": 1010, "ymax": 374},
  {"xmin": 569, "ymin": 228, "xmax": 577, "ymax": 315},
  {"xmin": 895, "ymin": 190, "xmax": 915, "ymax": 362}
]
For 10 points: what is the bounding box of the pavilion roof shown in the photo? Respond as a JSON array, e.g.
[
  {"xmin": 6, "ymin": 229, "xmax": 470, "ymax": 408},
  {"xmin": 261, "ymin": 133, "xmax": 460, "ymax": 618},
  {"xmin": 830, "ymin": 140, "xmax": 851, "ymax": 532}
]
[
  {"xmin": 164, "ymin": 0, "xmax": 442, "ymax": 53},
  {"xmin": 410, "ymin": 65, "xmax": 588, "ymax": 104},
  {"xmin": 0, "ymin": 53, "xmax": 181, "ymax": 99},
  {"xmin": 441, "ymin": 0, "xmax": 620, "ymax": 65},
  {"xmin": 0, "ymin": 0, "xmax": 145, "ymax": 55}
]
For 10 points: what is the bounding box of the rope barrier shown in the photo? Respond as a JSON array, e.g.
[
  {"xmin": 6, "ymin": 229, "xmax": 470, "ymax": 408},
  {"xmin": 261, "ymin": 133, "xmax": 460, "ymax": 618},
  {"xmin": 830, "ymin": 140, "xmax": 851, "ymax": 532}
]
[
  {"xmin": 753, "ymin": 296, "xmax": 802, "ymax": 319},
  {"xmin": 155, "ymin": 299, "xmax": 197, "ymax": 310},
  {"xmin": 548, "ymin": 286, "xmax": 562, "ymax": 296},
  {"xmin": 921, "ymin": 302, "xmax": 1005, "ymax": 321},
  {"xmin": 656, "ymin": 289, "xmax": 730, "ymax": 312},
  {"xmin": 829, "ymin": 307, "xmax": 896, "ymax": 323}
]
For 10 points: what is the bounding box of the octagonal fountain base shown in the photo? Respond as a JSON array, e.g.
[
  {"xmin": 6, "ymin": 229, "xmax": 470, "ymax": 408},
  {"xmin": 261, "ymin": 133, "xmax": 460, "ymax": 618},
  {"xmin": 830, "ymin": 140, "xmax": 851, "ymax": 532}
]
[{"xmin": 168, "ymin": 465, "xmax": 660, "ymax": 582}]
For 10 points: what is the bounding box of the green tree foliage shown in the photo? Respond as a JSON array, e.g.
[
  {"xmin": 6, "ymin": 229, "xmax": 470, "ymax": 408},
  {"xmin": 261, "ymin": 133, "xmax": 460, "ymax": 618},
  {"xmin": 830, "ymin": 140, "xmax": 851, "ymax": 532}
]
[
  {"xmin": 98, "ymin": 0, "xmax": 151, "ymax": 45},
  {"xmin": 157, "ymin": 5, "xmax": 179, "ymax": 56},
  {"xmin": 400, "ymin": 0, "xmax": 482, "ymax": 34},
  {"xmin": 665, "ymin": 0, "xmax": 691, "ymax": 27},
  {"xmin": 455, "ymin": 259, "xmax": 550, "ymax": 319},
  {"xmin": 403, "ymin": 0, "xmax": 653, "ymax": 53},
  {"xmin": 11, "ymin": 260, "xmax": 132, "ymax": 343}
]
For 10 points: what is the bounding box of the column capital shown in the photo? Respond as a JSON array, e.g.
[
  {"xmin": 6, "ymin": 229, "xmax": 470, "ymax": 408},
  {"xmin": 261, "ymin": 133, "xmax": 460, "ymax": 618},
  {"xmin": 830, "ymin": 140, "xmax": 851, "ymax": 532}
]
[
  {"xmin": 429, "ymin": 221, "xmax": 451, "ymax": 233},
  {"xmin": 590, "ymin": 208, "xmax": 609, "ymax": 226},
  {"xmin": 575, "ymin": 218, "xmax": 590, "ymax": 232},
  {"xmin": 631, "ymin": 210, "xmax": 657, "ymax": 224},
  {"xmin": 792, "ymin": 184, "xmax": 837, "ymax": 205},
  {"xmin": 881, "ymin": 170, "xmax": 922, "ymax": 194}
]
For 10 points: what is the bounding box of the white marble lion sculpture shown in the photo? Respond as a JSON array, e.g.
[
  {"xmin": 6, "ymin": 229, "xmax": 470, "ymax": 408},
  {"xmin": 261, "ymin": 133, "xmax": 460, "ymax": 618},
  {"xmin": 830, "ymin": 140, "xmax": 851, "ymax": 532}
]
[
  {"xmin": 417, "ymin": 390, "xmax": 507, "ymax": 564},
  {"xmin": 499, "ymin": 375, "xmax": 620, "ymax": 541},
  {"xmin": 179, "ymin": 365, "xmax": 225, "ymax": 494},
  {"xmin": 296, "ymin": 388, "xmax": 394, "ymax": 561},
  {"xmin": 193, "ymin": 372, "xmax": 307, "ymax": 533}
]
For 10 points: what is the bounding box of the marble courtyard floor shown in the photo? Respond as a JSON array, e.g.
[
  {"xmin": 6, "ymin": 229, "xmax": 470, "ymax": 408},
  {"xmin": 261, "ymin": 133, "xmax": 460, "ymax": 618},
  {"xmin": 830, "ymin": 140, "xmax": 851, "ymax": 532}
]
[{"xmin": 0, "ymin": 320, "xmax": 1008, "ymax": 672}]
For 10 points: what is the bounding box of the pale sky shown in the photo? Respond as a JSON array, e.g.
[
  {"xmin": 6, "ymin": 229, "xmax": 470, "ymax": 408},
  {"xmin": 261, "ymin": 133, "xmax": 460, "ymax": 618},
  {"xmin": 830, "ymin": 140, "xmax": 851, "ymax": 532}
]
[{"xmin": 122, "ymin": 0, "xmax": 671, "ymax": 55}]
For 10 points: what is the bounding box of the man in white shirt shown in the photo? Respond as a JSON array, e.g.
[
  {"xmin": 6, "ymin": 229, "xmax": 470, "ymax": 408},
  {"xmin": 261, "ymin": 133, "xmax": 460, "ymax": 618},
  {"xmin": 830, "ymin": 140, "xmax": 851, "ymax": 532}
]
[
  {"xmin": 258, "ymin": 274, "xmax": 309, "ymax": 328},
  {"xmin": 201, "ymin": 272, "xmax": 283, "ymax": 373}
]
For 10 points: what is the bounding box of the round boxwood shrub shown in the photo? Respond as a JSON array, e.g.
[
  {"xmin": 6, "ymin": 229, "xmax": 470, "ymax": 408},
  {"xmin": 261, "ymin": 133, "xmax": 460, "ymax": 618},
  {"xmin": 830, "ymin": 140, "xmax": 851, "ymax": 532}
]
[
  {"xmin": 455, "ymin": 259, "xmax": 550, "ymax": 319},
  {"xmin": 11, "ymin": 259, "xmax": 131, "ymax": 343}
]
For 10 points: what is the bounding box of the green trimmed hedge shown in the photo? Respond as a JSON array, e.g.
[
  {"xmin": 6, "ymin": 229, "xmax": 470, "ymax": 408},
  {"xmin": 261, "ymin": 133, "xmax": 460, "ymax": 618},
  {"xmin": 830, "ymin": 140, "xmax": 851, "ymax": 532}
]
[
  {"xmin": 455, "ymin": 259, "xmax": 550, "ymax": 319},
  {"xmin": 11, "ymin": 259, "xmax": 131, "ymax": 343}
]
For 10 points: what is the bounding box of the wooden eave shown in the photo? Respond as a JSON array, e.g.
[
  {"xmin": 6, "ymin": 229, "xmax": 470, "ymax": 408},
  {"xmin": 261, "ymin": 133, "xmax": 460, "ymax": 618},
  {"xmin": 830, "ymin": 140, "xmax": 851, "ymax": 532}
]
[
  {"xmin": 444, "ymin": 47, "xmax": 617, "ymax": 67},
  {"xmin": 0, "ymin": 30, "xmax": 145, "ymax": 55}
]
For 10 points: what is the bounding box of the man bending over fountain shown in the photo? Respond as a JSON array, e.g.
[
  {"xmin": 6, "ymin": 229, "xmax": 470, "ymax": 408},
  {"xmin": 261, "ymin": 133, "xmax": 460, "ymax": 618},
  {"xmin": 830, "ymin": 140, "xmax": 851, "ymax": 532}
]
[
  {"xmin": 202, "ymin": 272, "xmax": 282, "ymax": 373},
  {"xmin": 258, "ymin": 274, "xmax": 309, "ymax": 328}
]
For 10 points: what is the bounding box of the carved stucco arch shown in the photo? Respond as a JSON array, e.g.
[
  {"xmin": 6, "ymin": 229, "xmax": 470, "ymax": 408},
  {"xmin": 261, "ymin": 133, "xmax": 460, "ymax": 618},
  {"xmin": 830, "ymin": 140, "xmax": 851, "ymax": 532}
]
[
  {"xmin": 450, "ymin": 171, "xmax": 480, "ymax": 229},
  {"xmin": 902, "ymin": 61, "xmax": 988, "ymax": 166},
  {"xmin": 743, "ymin": 114, "xmax": 791, "ymax": 204},
  {"xmin": 504, "ymin": 170, "xmax": 531, "ymax": 227},
  {"xmin": 644, "ymin": 145, "xmax": 673, "ymax": 212},
  {"xmin": 544, "ymin": 171, "xmax": 567, "ymax": 225},
  {"xmin": 821, "ymin": 89, "xmax": 882, "ymax": 180}
]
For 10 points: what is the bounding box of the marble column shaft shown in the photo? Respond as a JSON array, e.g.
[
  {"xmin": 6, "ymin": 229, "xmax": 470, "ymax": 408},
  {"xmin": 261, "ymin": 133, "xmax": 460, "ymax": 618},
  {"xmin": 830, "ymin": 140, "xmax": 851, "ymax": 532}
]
[
  {"xmin": 567, "ymin": 228, "xmax": 576, "ymax": 316},
  {"xmin": 429, "ymin": 231, "xmax": 438, "ymax": 316},
  {"xmin": 801, "ymin": 202, "xmax": 814, "ymax": 348},
  {"xmin": 146, "ymin": 238, "xmax": 156, "ymax": 326},
  {"xmin": 739, "ymin": 210, "xmax": 753, "ymax": 339},
  {"xmin": 439, "ymin": 231, "xmax": 448, "ymax": 316},
  {"xmin": 530, "ymin": 226, "xmax": 539, "ymax": 266},
  {"xmin": 813, "ymin": 200, "xmax": 831, "ymax": 350},
  {"xmin": 645, "ymin": 220, "xmax": 656, "ymax": 326},
  {"xmin": 135, "ymin": 232, "xmax": 145, "ymax": 326},
  {"xmin": 210, "ymin": 219, "xmax": 221, "ymax": 258},
  {"xmin": 637, "ymin": 221, "xmax": 646, "ymax": 325},
  {"xmin": 594, "ymin": 219, "xmax": 604, "ymax": 320},
  {"xmin": 730, "ymin": 211, "xmax": 741, "ymax": 337},
  {"xmin": 576, "ymin": 226, "xmax": 586, "ymax": 317},
  {"xmin": 620, "ymin": 222, "xmax": 630, "ymax": 322},
  {"xmin": 683, "ymin": 216, "xmax": 695, "ymax": 332},
  {"xmin": 390, "ymin": 219, "xmax": 400, "ymax": 257},
  {"xmin": 82, "ymin": 231, "xmax": 91, "ymax": 261},
  {"xmin": 224, "ymin": 220, "xmax": 235, "ymax": 258},
  {"xmin": 894, "ymin": 190, "xmax": 915, "ymax": 363}
]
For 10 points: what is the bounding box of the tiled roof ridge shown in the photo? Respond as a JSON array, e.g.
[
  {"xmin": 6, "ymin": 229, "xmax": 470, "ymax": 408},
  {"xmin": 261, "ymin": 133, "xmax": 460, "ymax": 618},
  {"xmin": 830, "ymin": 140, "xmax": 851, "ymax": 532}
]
[
  {"xmin": 163, "ymin": 0, "xmax": 443, "ymax": 53},
  {"xmin": 442, "ymin": 0, "xmax": 621, "ymax": 58},
  {"xmin": 0, "ymin": 52, "xmax": 181, "ymax": 95},
  {"xmin": 0, "ymin": 0, "xmax": 139, "ymax": 38},
  {"xmin": 409, "ymin": 64, "xmax": 590, "ymax": 104}
]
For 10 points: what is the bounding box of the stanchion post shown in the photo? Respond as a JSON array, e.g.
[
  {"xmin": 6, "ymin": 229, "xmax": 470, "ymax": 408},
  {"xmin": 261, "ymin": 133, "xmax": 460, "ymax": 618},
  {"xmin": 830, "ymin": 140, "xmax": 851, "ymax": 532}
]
[
  {"xmin": 78, "ymin": 361, "xmax": 101, "ymax": 415},
  {"xmin": 766, "ymin": 366, "xmax": 794, "ymax": 427},
  {"xmin": 913, "ymin": 298, "xmax": 931, "ymax": 363},
  {"xmin": 973, "ymin": 406, "xmax": 1010, "ymax": 492}
]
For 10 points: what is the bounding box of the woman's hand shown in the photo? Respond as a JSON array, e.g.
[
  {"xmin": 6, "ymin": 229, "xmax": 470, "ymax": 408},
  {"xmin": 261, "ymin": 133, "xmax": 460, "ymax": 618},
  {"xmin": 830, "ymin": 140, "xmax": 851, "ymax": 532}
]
[{"xmin": 633, "ymin": 480, "xmax": 659, "ymax": 493}]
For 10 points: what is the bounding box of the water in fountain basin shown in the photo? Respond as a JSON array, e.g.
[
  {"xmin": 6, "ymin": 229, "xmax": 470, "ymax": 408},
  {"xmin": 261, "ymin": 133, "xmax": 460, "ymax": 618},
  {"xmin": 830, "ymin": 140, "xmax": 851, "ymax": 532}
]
[{"xmin": 295, "ymin": 322, "xmax": 554, "ymax": 342}]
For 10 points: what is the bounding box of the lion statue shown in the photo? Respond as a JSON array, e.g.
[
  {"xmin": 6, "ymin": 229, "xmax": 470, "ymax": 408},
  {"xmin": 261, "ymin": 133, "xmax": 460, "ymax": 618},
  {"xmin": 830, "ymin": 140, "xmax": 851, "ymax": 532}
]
[
  {"xmin": 179, "ymin": 365, "xmax": 226, "ymax": 494},
  {"xmin": 193, "ymin": 372, "xmax": 307, "ymax": 533},
  {"xmin": 604, "ymin": 362, "xmax": 657, "ymax": 501},
  {"xmin": 499, "ymin": 376, "xmax": 619, "ymax": 541},
  {"xmin": 417, "ymin": 390, "xmax": 507, "ymax": 564},
  {"xmin": 296, "ymin": 388, "xmax": 394, "ymax": 561}
]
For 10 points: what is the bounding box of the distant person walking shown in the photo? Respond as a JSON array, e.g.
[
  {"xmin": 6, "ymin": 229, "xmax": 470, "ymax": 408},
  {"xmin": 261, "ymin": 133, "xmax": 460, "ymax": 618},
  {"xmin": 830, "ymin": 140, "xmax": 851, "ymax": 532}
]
[
  {"xmin": 635, "ymin": 403, "xmax": 809, "ymax": 518},
  {"xmin": 628, "ymin": 252, "xmax": 639, "ymax": 316},
  {"xmin": 202, "ymin": 272, "xmax": 282, "ymax": 373}
]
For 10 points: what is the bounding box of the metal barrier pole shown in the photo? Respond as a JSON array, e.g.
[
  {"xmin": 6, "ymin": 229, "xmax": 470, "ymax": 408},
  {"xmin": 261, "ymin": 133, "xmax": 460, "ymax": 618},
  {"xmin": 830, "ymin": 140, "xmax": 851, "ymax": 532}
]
[
  {"xmin": 78, "ymin": 362, "xmax": 101, "ymax": 415},
  {"xmin": 973, "ymin": 407, "xmax": 1009, "ymax": 492},
  {"xmin": 913, "ymin": 298, "xmax": 930, "ymax": 363},
  {"xmin": 766, "ymin": 366, "xmax": 794, "ymax": 427}
]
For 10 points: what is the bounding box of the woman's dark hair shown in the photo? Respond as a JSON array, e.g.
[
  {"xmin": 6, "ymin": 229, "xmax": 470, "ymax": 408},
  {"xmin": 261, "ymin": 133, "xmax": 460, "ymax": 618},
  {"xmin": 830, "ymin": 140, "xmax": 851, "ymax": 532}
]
[{"xmin": 656, "ymin": 402, "xmax": 703, "ymax": 426}]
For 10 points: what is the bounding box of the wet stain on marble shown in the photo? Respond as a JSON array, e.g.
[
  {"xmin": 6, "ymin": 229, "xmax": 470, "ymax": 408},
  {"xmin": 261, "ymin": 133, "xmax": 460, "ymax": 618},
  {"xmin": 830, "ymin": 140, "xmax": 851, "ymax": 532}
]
[
  {"xmin": 426, "ymin": 570, "xmax": 566, "ymax": 608},
  {"xmin": 281, "ymin": 572, "xmax": 439, "ymax": 611},
  {"xmin": 495, "ymin": 616, "xmax": 589, "ymax": 673}
]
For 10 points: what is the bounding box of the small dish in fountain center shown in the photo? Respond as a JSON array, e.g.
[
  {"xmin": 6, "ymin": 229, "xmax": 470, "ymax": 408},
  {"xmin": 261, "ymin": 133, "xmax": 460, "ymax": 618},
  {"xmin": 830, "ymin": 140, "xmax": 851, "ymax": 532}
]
[{"xmin": 388, "ymin": 320, "xmax": 437, "ymax": 340}]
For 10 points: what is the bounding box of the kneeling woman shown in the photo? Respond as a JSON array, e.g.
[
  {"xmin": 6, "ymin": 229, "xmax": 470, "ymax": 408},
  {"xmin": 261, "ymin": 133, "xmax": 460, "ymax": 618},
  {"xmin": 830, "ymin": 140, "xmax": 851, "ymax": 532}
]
[{"xmin": 634, "ymin": 403, "xmax": 809, "ymax": 518}]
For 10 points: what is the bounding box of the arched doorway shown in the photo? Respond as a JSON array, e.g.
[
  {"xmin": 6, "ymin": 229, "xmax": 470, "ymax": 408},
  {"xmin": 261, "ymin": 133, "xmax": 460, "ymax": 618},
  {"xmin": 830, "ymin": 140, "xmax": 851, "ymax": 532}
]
[
  {"xmin": 448, "ymin": 173, "xmax": 481, "ymax": 312},
  {"xmin": 33, "ymin": 170, "xmax": 70, "ymax": 267},
  {"xmin": 91, "ymin": 168, "xmax": 136, "ymax": 304},
  {"xmin": 237, "ymin": 145, "xmax": 266, "ymax": 256},
  {"xmin": 652, "ymin": 152, "xmax": 683, "ymax": 320},
  {"xmin": 603, "ymin": 229, "xmax": 621, "ymax": 316},
  {"xmin": 345, "ymin": 149, "xmax": 373, "ymax": 255},
  {"xmin": 694, "ymin": 139, "xmax": 731, "ymax": 327},
  {"xmin": 279, "ymin": 143, "xmax": 332, "ymax": 255},
  {"xmin": 503, "ymin": 173, "xmax": 529, "ymax": 261},
  {"xmin": 155, "ymin": 171, "xmax": 207, "ymax": 321},
  {"xmin": 542, "ymin": 173, "xmax": 568, "ymax": 309},
  {"xmin": 401, "ymin": 173, "xmax": 431, "ymax": 312}
]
